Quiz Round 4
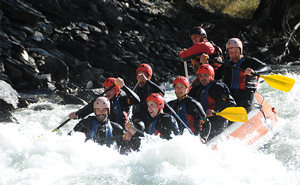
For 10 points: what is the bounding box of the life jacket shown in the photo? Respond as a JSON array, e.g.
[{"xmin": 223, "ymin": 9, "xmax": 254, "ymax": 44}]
[
  {"xmin": 199, "ymin": 82, "xmax": 216, "ymax": 111},
  {"xmin": 229, "ymin": 58, "xmax": 247, "ymax": 89},
  {"xmin": 132, "ymin": 85, "xmax": 152, "ymax": 114},
  {"xmin": 221, "ymin": 57, "xmax": 258, "ymax": 90},
  {"xmin": 86, "ymin": 118, "xmax": 113, "ymax": 147},
  {"xmin": 170, "ymin": 98, "xmax": 196, "ymax": 133},
  {"xmin": 112, "ymin": 97, "xmax": 128, "ymax": 129},
  {"xmin": 209, "ymin": 41, "xmax": 223, "ymax": 58}
]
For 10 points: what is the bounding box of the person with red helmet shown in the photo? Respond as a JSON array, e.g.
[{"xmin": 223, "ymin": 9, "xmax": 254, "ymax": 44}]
[
  {"xmin": 70, "ymin": 97, "xmax": 141, "ymax": 153},
  {"xmin": 131, "ymin": 63, "xmax": 166, "ymax": 133},
  {"xmin": 165, "ymin": 76, "xmax": 211, "ymax": 141},
  {"xmin": 124, "ymin": 93, "xmax": 179, "ymax": 148},
  {"xmin": 190, "ymin": 64, "xmax": 236, "ymax": 139},
  {"xmin": 146, "ymin": 93, "xmax": 179, "ymax": 139},
  {"xmin": 68, "ymin": 77, "xmax": 140, "ymax": 129},
  {"xmin": 215, "ymin": 38, "xmax": 272, "ymax": 112},
  {"xmin": 179, "ymin": 26, "xmax": 223, "ymax": 86}
]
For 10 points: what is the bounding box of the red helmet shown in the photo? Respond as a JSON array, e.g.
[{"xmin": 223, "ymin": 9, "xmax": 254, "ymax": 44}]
[
  {"xmin": 226, "ymin": 38, "xmax": 243, "ymax": 54},
  {"xmin": 173, "ymin": 76, "xmax": 190, "ymax": 89},
  {"xmin": 94, "ymin": 97, "xmax": 110, "ymax": 113},
  {"xmin": 197, "ymin": 64, "xmax": 215, "ymax": 79},
  {"xmin": 146, "ymin": 93, "xmax": 164, "ymax": 109},
  {"xmin": 136, "ymin": 63, "xmax": 152, "ymax": 80},
  {"xmin": 103, "ymin": 77, "xmax": 121, "ymax": 95}
]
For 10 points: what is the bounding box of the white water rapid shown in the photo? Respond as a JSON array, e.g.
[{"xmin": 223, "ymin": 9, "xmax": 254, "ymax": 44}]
[{"xmin": 1, "ymin": 66, "xmax": 300, "ymax": 185}]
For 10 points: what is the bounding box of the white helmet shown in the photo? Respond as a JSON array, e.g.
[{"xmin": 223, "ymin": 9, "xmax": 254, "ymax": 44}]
[
  {"xmin": 226, "ymin": 38, "xmax": 243, "ymax": 54},
  {"xmin": 94, "ymin": 97, "xmax": 110, "ymax": 113}
]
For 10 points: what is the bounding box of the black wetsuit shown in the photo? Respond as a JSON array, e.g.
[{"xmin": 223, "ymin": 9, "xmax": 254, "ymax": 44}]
[
  {"xmin": 190, "ymin": 80, "xmax": 236, "ymax": 139},
  {"xmin": 72, "ymin": 116, "xmax": 141, "ymax": 152},
  {"xmin": 215, "ymin": 56, "xmax": 271, "ymax": 112},
  {"xmin": 131, "ymin": 78, "xmax": 165, "ymax": 132},
  {"xmin": 166, "ymin": 96, "xmax": 211, "ymax": 141},
  {"xmin": 148, "ymin": 113, "xmax": 180, "ymax": 140},
  {"xmin": 74, "ymin": 85, "xmax": 140, "ymax": 129}
]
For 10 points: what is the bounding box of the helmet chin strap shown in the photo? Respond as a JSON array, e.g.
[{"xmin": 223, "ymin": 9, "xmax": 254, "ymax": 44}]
[{"xmin": 155, "ymin": 105, "xmax": 162, "ymax": 117}]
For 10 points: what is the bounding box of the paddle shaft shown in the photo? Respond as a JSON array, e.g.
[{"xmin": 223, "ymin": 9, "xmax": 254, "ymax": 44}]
[
  {"xmin": 208, "ymin": 58, "xmax": 260, "ymax": 77},
  {"xmin": 52, "ymin": 118, "xmax": 71, "ymax": 132},
  {"xmin": 184, "ymin": 61, "xmax": 189, "ymax": 79},
  {"xmin": 164, "ymin": 100, "xmax": 195, "ymax": 136}
]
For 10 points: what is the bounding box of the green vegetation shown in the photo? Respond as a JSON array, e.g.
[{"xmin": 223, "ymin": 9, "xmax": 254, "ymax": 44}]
[{"xmin": 192, "ymin": 0, "xmax": 260, "ymax": 19}]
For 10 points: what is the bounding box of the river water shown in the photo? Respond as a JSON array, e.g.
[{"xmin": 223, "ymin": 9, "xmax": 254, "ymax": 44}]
[{"xmin": 1, "ymin": 66, "xmax": 300, "ymax": 185}]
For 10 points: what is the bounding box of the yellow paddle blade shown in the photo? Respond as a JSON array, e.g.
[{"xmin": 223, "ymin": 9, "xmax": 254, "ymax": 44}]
[
  {"xmin": 260, "ymin": 74, "xmax": 295, "ymax": 92},
  {"xmin": 216, "ymin": 107, "xmax": 248, "ymax": 122}
]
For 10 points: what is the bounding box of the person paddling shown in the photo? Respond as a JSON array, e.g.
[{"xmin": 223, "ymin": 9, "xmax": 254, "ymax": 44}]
[
  {"xmin": 70, "ymin": 97, "xmax": 141, "ymax": 153},
  {"xmin": 131, "ymin": 63, "xmax": 166, "ymax": 133},
  {"xmin": 191, "ymin": 64, "xmax": 236, "ymax": 139},
  {"xmin": 125, "ymin": 93, "xmax": 179, "ymax": 141},
  {"xmin": 165, "ymin": 76, "xmax": 211, "ymax": 142},
  {"xmin": 69, "ymin": 77, "xmax": 140, "ymax": 129},
  {"xmin": 214, "ymin": 38, "xmax": 272, "ymax": 112}
]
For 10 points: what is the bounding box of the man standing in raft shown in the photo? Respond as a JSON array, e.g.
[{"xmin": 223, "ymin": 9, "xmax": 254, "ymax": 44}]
[{"xmin": 179, "ymin": 26, "xmax": 223, "ymax": 86}]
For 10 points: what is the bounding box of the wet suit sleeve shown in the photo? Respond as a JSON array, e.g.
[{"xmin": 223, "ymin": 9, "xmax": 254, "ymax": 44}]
[
  {"xmin": 146, "ymin": 80, "xmax": 165, "ymax": 96},
  {"xmin": 188, "ymin": 84, "xmax": 202, "ymax": 99},
  {"xmin": 210, "ymin": 82, "xmax": 236, "ymax": 113},
  {"xmin": 163, "ymin": 100, "xmax": 175, "ymax": 114},
  {"xmin": 75, "ymin": 99, "xmax": 96, "ymax": 119},
  {"xmin": 72, "ymin": 116, "xmax": 94, "ymax": 133},
  {"xmin": 111, "ymin": 122, "xmax": 141, "ymax": 152},
  {"xmin": 214, "ymin": 64, "xmax": 225, "ymax": 81},
  {"xmin": 187, "ymin": 99, "xmax": 211, "ymax": 141},
  {"xmin": 156, "ymin": 115, "xmax": 180, "ymax": 140},
  {"xmin": 121, "ymin": 85, "xmax": 140, "ymax": 105},
  {"xmin": 243, "ymin": 57, "xmax": 272, "ymax": 75}
]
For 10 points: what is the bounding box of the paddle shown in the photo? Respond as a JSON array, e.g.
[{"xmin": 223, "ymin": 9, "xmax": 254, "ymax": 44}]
[
  {"xmin": 208, "ymin": 58, "xmax": 295, "ymax": 92},
  {"xmin": 214, "ymin": 107, "xmax": 248, "ymax": 122},
  {"xmin": 183, "ymin": 61, "xmax": 189, "ymax": 80},
  {"xmin": 164, "ymin": 100, "xmax": 195, "ymax": 135}
]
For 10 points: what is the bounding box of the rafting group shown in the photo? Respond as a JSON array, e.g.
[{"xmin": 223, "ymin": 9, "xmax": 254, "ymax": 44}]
[{"xmin": 66, "ymin": 26, "xmax": 295, "ymax": 154}]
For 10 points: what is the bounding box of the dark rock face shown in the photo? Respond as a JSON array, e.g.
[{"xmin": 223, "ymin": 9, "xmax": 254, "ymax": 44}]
[{"xmin": 0, "ymin": 0, "xmax": 299, "ymax": 122}]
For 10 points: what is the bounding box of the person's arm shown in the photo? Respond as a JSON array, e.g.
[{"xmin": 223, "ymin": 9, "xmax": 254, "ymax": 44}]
[
  {"xmin": 146, "ymin": 79, "xmax": 165, "ymax": 96},
  {"xmin": 74, "ymin": 101, "xmax": 94, "ymax": 119},
  {"xmin": 211, "ymin": 82, "xmax": 236, "ymax": 113},
  {"xmin": 121, "ymin": 85, "xmax": 140, "ymax": 105},
  {"xmin": 179, "ymin": 42, "xmax": 213, "ymax": 61},
  {"xmin": 163, "ymin": 100, "xmax": 175, "ymax": 114},
  {"xmin": 116, "ymin": 77, "xmax": 140, "ymax": 105},
  {"xmin": 188, "ymin": 83, "xmax": 202, "ymax": 98},
  {"xmin": 72, "ymin": 116, "xmax": 94, "ymax": 133},
  {"xmin": 156, "ymin": 115, "xmax": 180, "ymax": 140},
  {"xmin": 116, "ymin": 122, "xmax": 142, "ymax": 152},
  {"xmin": 188, "ymin": 99, "xmax": 211, "ymax": 141},
  {"xmin": 245, "ymin": 57, "xmax": 272, "ymax": 75},
  {"xmin": 255, "ymin": 65, "xmax": 272, "ymax": 75}
]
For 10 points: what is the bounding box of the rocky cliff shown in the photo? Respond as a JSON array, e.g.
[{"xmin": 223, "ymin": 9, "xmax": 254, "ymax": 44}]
[{"xmin": 0, "ymin": 0, "xmax": 298, "ymax": 122}]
